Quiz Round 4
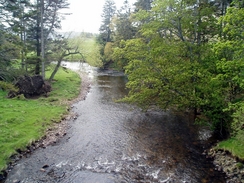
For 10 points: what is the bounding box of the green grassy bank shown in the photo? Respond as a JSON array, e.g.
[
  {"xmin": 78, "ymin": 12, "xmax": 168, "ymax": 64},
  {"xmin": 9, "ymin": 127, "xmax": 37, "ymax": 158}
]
[
  {"xmin": 216, "ymin": 135, "xmax": 244, "ymax": 160},
  {"xmin": 0, "ymin": 68, "xmax": 81, "ymax": 172}
]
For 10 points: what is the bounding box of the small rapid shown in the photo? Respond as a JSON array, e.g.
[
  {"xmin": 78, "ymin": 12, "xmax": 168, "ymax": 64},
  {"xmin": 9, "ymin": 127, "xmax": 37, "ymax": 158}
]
[{"xmin": 4, "ymin": 63, "xmax": 226, "ymax": 183}]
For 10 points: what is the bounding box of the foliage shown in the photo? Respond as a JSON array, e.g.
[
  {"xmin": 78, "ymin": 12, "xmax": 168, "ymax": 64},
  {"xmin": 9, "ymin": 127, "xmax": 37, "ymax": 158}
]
[
  {"xmin": 0, "ymin": 68, "xmax": 81, "ymax": 171},
  {"xmin": 104, "ymin": 42, "xmax": 114, "ymax": 64},
  {"xmin": 98, "ymin": 0, "xmax": 116, "ymax": 44},
  {"xmin": 65, "ymin": 34, "xmax": 103, "ymax": 67},
  {"xmin": 0, "ymin": 0, "xmax": 72, "ymax": 79},
  {"xmin": 112, "ymin": 0, "xmax": 244, "ymax": 138},
  {"xmin": 118, "ymin": 1, "xmax": 216, "ymax": 109},
  {"xmin": 113, "ymin": 0, "xmax": 136, "ymax": 44},
  {"xmin": 0, "ymin": 81, "xmax": 17, "ymax": 92},
  {"xmin": 0, "ymin": 29, "xmax": 22, "ymax": 81},
  {"xmin": 104, "ymin": 0, "xmax": 244, "ymax": 159},
  {"xmin": 0, "ymin": 30, "xmax": 21, "ymax": 62},
  {"xmin": 226, "ymin": 102, "xmax": 244, "ymax": 138},
  {"xmin": 134, "ymin": 0, "xmax": 152, "ymax": 12},
  {"xmin": 97, "ymin": 0, "xmax": 117, "ymax": 67},
  {"xmin": 212, "ymin": 6, "xmax": 244, "ymax": 134},
  {"xmin": 113, "ymin": 38, "xmax": 149, "ymax": 74}
]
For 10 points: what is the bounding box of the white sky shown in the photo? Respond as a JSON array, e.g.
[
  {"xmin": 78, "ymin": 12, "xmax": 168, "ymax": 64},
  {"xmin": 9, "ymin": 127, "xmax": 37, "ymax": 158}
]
[{"xmin": 60, "ymin": 0, "xmax": 136, "ymax": 33}]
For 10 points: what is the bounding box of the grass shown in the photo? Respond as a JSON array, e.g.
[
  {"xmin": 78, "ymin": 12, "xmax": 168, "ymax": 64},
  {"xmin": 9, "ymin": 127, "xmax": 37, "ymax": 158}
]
[
  {"xmin": 46, "ymin": 68, "xmax": 81, "ymax": 102},
  {"xmin": 216, "ymin": 136, "xmax": 244, "ymax": 160},
  {"xmin": 0, "ymin": 68, "xmax": 81, "ymax": 172}
]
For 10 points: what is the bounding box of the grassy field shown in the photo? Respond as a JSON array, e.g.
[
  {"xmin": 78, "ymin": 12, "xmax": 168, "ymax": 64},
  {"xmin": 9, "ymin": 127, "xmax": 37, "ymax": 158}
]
[{"xmin": 0, "ymin": 68, "xmax": 81, "ymax": 172}]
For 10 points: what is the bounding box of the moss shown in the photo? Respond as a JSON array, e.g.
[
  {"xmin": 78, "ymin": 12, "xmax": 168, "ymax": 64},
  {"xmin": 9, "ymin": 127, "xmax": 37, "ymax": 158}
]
[{"xmin": 236, "ymin": 162, "xmax": 243, "ymax": 169}]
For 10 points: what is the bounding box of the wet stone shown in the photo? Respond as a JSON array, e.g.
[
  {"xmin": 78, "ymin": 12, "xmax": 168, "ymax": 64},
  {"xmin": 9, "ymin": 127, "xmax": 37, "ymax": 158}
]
[{"xmin": 42, "ymin": 165, "xmax": 49, "ymax": 169}]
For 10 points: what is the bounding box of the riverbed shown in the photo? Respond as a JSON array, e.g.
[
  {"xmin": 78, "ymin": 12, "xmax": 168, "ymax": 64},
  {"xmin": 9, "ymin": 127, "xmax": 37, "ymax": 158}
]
[{"xmin": 4, "ymin": 62, "xmax": 226, "ymax": 183}]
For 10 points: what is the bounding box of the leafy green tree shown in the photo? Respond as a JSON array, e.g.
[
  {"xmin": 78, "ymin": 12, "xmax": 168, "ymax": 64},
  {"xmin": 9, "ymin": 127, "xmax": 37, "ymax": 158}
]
[
  {"xmin": 116, "ymin": 0, "xmax": 237, "ymax": 132},
  {"xmin": 105, "ymin": 0, "xmax": 137, "ymax": 70},
  {"xmin": 20, "ymin": 0, "xmax": 69, "ymax": 75},
  {"xmin": 212, "ymin": 5, "xmax": 244, "ymax": 134}
]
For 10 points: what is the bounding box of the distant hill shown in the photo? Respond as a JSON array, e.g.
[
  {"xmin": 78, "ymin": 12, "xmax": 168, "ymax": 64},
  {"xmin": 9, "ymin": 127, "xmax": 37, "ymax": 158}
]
[{"xmin": 57, "ymin": 31, "xmax": 98, "ymax": 38}]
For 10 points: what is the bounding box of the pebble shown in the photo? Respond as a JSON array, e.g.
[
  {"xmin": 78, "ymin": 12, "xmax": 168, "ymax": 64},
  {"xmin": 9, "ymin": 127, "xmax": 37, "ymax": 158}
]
[
  {"xmin": 208, "ymin": 149, "xmax": 244, "ymax": 182},
  {"xmin": 40, "ymin": 168, "xmax": 46, "ymax": 172}
]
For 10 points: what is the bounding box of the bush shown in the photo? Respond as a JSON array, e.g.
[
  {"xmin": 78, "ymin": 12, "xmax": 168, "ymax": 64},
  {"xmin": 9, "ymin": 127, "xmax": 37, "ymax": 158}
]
[{"xmin": 0, "ymin": 81, "xmax": 18, "ymax": 92}]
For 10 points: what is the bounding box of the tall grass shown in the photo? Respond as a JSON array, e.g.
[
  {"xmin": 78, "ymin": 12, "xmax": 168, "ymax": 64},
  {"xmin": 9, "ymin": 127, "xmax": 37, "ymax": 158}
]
[{"xmin": 0, "ymin": 68, "xmax": 81, "ymax": 171}]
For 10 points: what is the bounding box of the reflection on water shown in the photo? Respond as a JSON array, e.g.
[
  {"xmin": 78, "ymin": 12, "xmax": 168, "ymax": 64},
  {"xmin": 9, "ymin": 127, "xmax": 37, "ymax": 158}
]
[{"xmin": 4, "ymin": 62, "xmax": 226, "ymax": 183}]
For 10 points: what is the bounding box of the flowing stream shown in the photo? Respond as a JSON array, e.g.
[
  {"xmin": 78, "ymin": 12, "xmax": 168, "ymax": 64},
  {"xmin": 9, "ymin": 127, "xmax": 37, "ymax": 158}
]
[{"xmin": 4, "ymin": 63, "xmax": 226, "ymax": 183}]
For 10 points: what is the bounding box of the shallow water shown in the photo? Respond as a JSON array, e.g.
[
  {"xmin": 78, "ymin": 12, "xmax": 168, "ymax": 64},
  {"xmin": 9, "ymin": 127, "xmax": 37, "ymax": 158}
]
[{"xmin": 4, "ymin": 63, "xmax": 226, "ymax": 183}]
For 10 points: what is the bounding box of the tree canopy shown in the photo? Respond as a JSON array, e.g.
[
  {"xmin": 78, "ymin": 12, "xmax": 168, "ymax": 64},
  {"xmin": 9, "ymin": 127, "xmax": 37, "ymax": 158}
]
[
  {"xmin": 0, "ymin": 0, "xmax": 85, "ymax": 82},
  {"xmin": 97, "ymin": 0, "xmax": 244, "ymax": 137}
]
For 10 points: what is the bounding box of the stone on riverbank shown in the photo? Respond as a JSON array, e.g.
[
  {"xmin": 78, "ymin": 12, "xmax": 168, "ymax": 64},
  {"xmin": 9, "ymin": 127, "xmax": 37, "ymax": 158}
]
[{"xmin": 208, "ymin": 149, "xmax": 244, "ymax": 183}]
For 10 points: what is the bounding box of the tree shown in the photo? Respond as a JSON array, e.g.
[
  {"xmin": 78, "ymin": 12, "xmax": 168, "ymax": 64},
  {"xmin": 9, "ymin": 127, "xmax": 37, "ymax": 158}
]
[
  {"xmin": 47, "ymin": 35, "xmax": 80, "ymax": 81},
  {"xmin": 134, "ymin": 0, "xmax": 153, "ymax": 12},
  {"xmin": 0, "ymin": 0, "xmax": 31, "ymax": 71},
  {"xmin": 116, "ymin": 0, "xmax": 238, "ymax": 133},
  {"xmin": 104, "ymin": 0, "xmax": 137, "ymax": 70},
  {"xmin": 0, "ymin": 0, "xmax": 73, "ymax": 84},
  {"xmin": 60, "ymin": 33, "xmax": 103, "ymax": 67},
  {"xmin": 212, "ymin": 5, "xmax": 244, "ymax": 134},
  {"xmin": 98, "ymin": 0, "xmax": 116, "ymax": 44},
  {"xmin": 114, "ymin": 0, "xmax": 136, "ymax": 43},
  {"xmin": 0, "ymin": 29, "xmax": 22, "ymax": 81},
  {"xmin": 97, "ymin": 0, "xmax": 116, "ymax": 67},
  {"xmin": 22, "ymin": 0, "xmax": 69, "ymax": 76}
]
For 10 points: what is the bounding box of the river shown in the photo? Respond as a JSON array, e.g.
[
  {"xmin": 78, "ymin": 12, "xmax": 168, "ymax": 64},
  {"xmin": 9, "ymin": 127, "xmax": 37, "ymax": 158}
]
[{"xmin": 4, "ymin": 62, "xmax": 226, "ymax": 183}]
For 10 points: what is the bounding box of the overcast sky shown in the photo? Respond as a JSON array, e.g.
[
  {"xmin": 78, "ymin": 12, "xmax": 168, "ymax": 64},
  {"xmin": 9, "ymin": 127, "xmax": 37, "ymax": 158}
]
[{"xmin": 60, "ymin": 0, "xmax": 136, "ymax": 33}]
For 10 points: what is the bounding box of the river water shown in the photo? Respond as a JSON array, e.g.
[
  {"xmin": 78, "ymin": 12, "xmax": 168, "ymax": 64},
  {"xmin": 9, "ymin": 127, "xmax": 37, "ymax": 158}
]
[{"xmin": 4, "ymin": 63, "xmax": 226, "ymax": 183}]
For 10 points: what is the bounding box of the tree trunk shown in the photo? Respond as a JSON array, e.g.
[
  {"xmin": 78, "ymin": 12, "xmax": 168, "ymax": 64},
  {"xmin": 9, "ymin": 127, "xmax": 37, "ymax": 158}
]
[
  {"xmin": 35, "ymin": 0, "xmax": 41, "ymax": 75},
  {"xmin": 48, "ymin": 54, "xmax": 64, "ymax": 82}
]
